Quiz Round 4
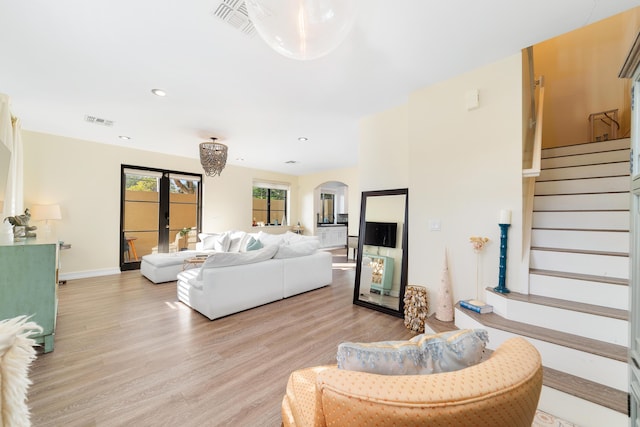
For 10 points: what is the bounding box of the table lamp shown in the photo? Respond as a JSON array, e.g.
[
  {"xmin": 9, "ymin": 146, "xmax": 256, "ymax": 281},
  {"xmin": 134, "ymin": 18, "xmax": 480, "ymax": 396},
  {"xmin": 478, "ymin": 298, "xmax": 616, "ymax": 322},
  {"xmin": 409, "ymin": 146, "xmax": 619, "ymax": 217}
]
[{"xmin": 30, "ymin": 204, "xmax": 62, "ymax": 234}]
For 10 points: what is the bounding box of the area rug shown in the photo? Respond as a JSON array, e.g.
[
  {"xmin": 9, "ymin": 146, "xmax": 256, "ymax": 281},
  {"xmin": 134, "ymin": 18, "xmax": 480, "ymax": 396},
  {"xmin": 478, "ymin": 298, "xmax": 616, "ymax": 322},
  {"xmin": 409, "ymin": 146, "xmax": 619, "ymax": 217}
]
[{"xmin": 533, "ymin": 409, "xmax": 578, "ymax": 426}]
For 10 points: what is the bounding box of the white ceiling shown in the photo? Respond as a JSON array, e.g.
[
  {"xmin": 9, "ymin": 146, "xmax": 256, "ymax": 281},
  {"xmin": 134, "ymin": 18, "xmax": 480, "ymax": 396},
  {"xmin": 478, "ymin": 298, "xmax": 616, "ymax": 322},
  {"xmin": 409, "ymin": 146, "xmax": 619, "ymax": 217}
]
[{"xmin": 1, "ymin": 0, "xmax": 638, "ymax": 175}]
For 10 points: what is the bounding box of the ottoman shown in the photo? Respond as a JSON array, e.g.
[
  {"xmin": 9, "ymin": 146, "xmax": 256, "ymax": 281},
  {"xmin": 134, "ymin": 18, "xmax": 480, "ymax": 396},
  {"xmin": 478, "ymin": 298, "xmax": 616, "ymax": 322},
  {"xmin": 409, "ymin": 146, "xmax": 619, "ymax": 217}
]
[{"xmin": 141, "ymin": 251, "xmax": 203, "ymax": 284}]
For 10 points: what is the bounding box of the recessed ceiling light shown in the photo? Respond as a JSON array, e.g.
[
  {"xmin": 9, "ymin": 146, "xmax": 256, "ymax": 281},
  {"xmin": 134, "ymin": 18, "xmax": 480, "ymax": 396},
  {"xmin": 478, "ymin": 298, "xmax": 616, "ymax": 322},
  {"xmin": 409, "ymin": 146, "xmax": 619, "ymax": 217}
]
[
  {"xmin": 151, "ymin": 88, "xmax": 167, "ymax": 97},
  {"xmin": 118, "ymin": 135, "xmax": 131, "ymax": 140},
  {"xmin": 298, "ymin": 137, "xmax": 308, "ymax": 142}
]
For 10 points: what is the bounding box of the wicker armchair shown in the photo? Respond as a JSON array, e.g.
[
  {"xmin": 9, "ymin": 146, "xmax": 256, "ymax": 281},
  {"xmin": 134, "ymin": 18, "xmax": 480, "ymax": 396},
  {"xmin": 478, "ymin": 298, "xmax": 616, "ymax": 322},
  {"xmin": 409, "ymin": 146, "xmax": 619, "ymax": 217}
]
[{"xmin": 282, "ymin": 337, "xmax": 542, "ymax": 427}]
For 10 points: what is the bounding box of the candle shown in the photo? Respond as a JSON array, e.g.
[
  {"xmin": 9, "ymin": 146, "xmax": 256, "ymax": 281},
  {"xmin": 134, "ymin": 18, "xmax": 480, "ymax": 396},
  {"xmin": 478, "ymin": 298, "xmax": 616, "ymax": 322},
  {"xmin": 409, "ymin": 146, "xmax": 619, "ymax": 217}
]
[{"xmin": 499, "ymin": 209, "xmax": 511, "ymax": 224}]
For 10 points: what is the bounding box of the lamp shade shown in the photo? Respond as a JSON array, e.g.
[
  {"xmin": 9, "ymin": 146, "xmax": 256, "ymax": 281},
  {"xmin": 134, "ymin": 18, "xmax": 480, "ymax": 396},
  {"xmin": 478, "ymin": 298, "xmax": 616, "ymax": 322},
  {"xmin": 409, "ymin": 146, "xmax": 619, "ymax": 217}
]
[
  {"xmin": 245, "ymin": 0, "xmax": 358, "ymax": 60},
  {"xmin": 30, "ymin": 204, "xmax": 62, "ymax": 222}
]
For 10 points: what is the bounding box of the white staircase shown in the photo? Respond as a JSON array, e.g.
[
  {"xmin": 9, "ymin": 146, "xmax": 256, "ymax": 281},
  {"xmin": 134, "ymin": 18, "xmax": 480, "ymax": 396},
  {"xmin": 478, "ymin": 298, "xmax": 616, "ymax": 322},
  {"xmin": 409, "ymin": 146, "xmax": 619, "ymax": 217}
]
[{"xmin": 455, "ymin": 138, "xmax": 630, "ymax": 427}]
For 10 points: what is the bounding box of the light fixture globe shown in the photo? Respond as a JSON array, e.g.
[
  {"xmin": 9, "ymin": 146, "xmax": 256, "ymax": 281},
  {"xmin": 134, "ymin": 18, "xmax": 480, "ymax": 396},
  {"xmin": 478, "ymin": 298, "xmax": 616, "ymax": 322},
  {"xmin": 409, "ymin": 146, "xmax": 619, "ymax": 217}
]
[
  {"xmin": 245, "ymin": 0, "xmax": 358, "ymax": 61},
  {"xmin": 200, "ymin": 137, "xmax": 228, "ymax": 177}
]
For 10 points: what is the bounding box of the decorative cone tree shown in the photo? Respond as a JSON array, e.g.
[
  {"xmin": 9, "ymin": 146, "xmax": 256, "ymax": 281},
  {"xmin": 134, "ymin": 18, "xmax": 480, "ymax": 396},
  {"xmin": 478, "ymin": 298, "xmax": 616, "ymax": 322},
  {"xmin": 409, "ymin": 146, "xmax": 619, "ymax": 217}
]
[{"xmin": 435, "ymin": 250, "xmax": 454, "ymax": 322}]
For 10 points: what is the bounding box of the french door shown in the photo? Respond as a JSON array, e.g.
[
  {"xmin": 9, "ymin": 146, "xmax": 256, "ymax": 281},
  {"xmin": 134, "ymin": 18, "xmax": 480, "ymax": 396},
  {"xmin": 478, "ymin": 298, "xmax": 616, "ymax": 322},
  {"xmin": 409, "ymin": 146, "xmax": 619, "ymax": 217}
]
[{"xmin": 120, "ymin": 165, "xmax": 202, "ymax": 271}]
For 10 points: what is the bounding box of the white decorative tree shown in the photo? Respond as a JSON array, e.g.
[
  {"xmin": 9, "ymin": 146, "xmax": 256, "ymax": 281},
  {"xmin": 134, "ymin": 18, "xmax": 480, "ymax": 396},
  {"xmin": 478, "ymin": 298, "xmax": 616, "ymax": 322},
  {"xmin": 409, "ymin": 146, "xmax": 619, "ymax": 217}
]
[{"xmin": 435, "ymin": 250, "xmax": 454, "ymax": 322}]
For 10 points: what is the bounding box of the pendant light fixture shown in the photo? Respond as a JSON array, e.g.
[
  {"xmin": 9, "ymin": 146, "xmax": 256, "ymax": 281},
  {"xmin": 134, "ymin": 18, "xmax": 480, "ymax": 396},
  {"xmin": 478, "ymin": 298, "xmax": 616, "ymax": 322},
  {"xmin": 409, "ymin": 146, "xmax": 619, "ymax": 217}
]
[
  {"xmin": 200, "ymin": 137, "xmax": 228, "ymax": 177},
  {"xmin": 245, "ymin": 0, "xmax": 358, "ymax": 61}
]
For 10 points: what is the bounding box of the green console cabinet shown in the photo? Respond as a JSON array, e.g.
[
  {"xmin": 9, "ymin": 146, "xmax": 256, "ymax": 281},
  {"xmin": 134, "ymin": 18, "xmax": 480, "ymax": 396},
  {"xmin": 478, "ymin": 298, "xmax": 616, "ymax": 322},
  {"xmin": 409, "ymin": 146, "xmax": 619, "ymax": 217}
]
[
  {"xmin": 365, "ymin": 253, "xmax": 394, "ymax": 296},
  {"xmin": 0, "ymin": 239, "xmax": 58, "ymax": 352}
]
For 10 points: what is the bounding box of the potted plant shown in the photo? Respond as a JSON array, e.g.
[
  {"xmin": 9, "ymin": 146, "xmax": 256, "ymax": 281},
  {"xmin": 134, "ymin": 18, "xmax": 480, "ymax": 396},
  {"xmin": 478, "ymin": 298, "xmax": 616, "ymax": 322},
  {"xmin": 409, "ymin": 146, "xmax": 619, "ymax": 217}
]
[{"xmin": 179, "ymin": 227, "xmax": 190, "ymax": 250}]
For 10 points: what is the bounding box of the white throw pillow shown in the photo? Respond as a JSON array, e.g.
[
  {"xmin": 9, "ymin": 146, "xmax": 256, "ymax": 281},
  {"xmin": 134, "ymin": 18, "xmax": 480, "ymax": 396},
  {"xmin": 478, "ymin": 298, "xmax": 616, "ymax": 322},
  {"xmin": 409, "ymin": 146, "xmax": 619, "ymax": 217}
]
[
  {"xmin": 196, "ymin": 244, "xmax": 279, "ymax": 279},
  {"xmin": 274, "ymin": 239, "xmax": 320, "ymax": 259},
  {"xmin": 257, "ymin": 231, "xmax": 286, "ymax": 247},
  {"xmin": 284, "ymin": 231, "xmax": 319, "ymax": 244},
  {"xmin": 199, "ymin": 233, "xmax": 220, "ymax": 250},
  {"xmin": 227, "ymin": 231, "xmax": 251, "ymax": 253}
]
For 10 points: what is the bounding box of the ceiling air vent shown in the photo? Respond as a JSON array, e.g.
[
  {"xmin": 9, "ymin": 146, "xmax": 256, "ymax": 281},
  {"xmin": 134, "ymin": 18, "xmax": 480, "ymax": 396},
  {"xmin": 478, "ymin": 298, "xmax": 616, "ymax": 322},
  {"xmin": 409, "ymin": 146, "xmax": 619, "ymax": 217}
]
[
  {"xmin": 285, "ymin": 160, "xmax": 298, "ymax": 164},
  {"xmin": 213, "ymin": 0, "xmax": 256, "ymax": 36},
  {"xmin": 84, "ymin": 115, "xmax": 114, "ymax": 127}
]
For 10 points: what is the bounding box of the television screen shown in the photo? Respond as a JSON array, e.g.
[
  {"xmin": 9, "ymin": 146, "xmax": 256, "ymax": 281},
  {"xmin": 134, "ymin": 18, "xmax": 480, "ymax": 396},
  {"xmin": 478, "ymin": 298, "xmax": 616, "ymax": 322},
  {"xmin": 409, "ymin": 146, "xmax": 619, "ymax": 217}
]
[{"xmin": 364, "ymin": 221, "xmax": 397, "ymax": 248}]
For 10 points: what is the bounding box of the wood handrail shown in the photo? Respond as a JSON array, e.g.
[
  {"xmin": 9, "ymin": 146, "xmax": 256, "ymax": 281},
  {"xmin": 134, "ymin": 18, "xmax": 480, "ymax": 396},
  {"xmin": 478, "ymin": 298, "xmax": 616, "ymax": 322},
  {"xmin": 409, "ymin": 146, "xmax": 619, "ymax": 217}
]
[{"xmin": 523, "ymin": 76, "xmax": 544, "ymax": 177}]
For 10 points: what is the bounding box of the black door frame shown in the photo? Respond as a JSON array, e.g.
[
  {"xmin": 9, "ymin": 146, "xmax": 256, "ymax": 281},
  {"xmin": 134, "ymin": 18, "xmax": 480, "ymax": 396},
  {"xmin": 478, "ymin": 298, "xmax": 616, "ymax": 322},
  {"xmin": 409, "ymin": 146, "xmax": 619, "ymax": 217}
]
[{"xmin": 120, "ymin": 165, "xmax": 202, "ymax": 271}]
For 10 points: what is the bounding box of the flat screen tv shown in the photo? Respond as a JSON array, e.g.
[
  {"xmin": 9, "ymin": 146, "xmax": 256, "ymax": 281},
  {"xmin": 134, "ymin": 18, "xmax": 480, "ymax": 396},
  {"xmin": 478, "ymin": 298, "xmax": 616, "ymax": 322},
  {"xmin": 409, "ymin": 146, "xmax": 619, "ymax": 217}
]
[{"xmin": 364, "ymin": 221, "xmax": 397, "ymax": 248}]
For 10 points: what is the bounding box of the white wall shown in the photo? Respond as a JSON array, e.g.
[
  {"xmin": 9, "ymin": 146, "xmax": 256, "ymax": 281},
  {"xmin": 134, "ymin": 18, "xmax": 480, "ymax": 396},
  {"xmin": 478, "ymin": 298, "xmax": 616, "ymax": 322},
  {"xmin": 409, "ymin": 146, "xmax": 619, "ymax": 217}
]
[
  {"xmin": 359, "ymin": 53, "xmax": 525, "ymax": 312},
  {"xmin": 22, "ymin": 131, "xmax": 300, "ymax": 278}
]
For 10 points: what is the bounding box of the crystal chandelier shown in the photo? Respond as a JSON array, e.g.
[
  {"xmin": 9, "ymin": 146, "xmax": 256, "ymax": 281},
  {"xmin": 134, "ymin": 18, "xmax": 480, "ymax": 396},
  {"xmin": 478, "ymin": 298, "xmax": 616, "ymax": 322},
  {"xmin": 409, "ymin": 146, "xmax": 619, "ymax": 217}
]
[{"xmin": 199, "ymin": 137, "xmax": 228, "ymax": 177}]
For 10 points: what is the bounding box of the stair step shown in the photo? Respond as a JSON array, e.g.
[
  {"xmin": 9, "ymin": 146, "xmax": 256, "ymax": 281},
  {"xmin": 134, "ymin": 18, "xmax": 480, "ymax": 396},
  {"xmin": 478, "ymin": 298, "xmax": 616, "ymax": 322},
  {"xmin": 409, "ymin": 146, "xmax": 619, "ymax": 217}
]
[
  {"xmin": 530, "ymin": 268, "xmax": 628, "ymax": 286},
  {"xmin": 541, "ymin": 138, "xmax": 630, "ymax": 158},
  {"xmin": 538, "ymin": 161, "xmax": 629, "ymax": 181},
  {"xmin": 529, "ymin": 269, "xmax": 628, "ymax": 311},
  {"xmin": 541, "ymin": 149, "xmax": 629, "ymax": 168},
  {"xmin": 534, "ymin": 192, "xmax": 630, "ymax": 211},
  {"xmin": 531, "ymin": 229, "xmax": 629, "ymax": 253},
  {"xmin": 425, "ymin": 314, "xmax": 628, "ymax": 415},
  {"xmin": 542, "ymin": 366, "xmax": 628, "ymax": 415},
  {"xmin": 530, "ymin": 248, "xmax": 629, "ymax": 279},
  {"xmin": 532, "ymin": 210, "xmax": 629, "ymax": 230},
  {"xmin": 534, "ymin": 176, "xmax": 629, "ymax": 195},
  {"xmin": 487, "ymin": 288, "xmax": 628, "ymax": 321},
  {"xmin": 453, "ymin": 303, "xmax": 626, "ymax": 361},
  {"xmin": 531, "ymin": 246, "xmax": 627, "ymax": 257}
]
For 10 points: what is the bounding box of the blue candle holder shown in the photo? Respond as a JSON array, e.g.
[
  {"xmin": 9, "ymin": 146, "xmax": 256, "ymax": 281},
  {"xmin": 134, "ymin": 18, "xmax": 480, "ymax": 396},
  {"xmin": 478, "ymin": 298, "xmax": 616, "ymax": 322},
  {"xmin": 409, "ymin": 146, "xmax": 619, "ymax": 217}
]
[{"xmin": 494, "ymin": 223, "xmax": 511, "ymax": 294}]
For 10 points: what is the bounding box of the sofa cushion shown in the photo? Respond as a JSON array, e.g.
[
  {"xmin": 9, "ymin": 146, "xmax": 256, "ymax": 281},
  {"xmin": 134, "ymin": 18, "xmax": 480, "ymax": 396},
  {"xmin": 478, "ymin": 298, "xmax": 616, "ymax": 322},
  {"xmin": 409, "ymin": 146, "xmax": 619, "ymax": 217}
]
[
  {"xmin": 257, "ymin": 231, "xmax": 287, "ymax": 246},
  {"xmin": 336, "ymin": 329, "xmax": 488, "ymax": 375},
  {"xmin": 274, "ymin": 239, "xmax": 320, "ymax": 259},
  {"xmin": 196, "ymin": 244, "xmax": 279, "ymax": 279}
]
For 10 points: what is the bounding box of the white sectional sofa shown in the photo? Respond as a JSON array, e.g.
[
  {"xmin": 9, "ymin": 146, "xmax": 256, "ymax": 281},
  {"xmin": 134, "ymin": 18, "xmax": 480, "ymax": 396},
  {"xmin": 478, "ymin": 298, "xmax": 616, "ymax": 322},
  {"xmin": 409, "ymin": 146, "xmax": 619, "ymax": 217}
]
[{"xmin": 146, "ymin": 230, "xmax": 333, "ymax": 320}]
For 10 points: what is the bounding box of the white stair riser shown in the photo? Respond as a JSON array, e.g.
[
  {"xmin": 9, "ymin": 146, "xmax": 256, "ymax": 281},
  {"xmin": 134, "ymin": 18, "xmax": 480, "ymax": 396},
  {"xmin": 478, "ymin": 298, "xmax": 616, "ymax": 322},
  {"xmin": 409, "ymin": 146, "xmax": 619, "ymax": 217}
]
[
  {"xmin": 529, "ymin": 273, "xmax": 628, "ymax": 310},
  {"xmin": 534, "ymin": 193, "xmax": 629, "ymax": 211},
  {"xmin": 531, "ymin": 229, "xmax": 629, "ymax": 253},
  {"xmin": 484, "ymin": 293, "xmax": 628, "ymax": 346},
  {"xmin": 455, "ymin": 309, "xmax": 627, "ymax": 391},
  {"xmin": 529, "ymin": 250, "xmax": 628, "ymax": 279},
  {"xmin": 539, "ymin": 162, "xmax": 629, "ymax": 181},
  {"xmin": 532, "ymin": 211, "xmax": 629, "ymax": 231},
  {"xmin": 541, "ymin": 150, "xmax": 629, "ymax": 168},
  {"xmin": 542, "ymin": 139, "xmax": 630, "ymax": 158},
  {"xmin": 535, "ymin": 176, "xmax": 629, "ymax": 195},
  {"xmin": 538, "ymin": 387, "xmax": 627, "ymax": 427}
]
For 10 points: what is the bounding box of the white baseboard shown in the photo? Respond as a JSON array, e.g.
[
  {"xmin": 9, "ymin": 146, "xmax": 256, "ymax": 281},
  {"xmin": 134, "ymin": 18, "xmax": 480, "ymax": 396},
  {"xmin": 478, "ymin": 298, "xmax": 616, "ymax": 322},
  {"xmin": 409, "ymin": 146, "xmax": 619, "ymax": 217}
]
[{"xmin": 59, "ymin": 268, "xmax": 121, "ymax": 281}]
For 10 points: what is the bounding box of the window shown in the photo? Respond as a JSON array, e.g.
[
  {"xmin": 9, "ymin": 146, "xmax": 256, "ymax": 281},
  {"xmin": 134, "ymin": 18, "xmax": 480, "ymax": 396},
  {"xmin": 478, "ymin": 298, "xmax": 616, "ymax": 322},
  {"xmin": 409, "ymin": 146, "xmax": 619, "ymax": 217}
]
[{"xmin": 252, "ymin": 181, "xmax": 289, "ymax": 226}]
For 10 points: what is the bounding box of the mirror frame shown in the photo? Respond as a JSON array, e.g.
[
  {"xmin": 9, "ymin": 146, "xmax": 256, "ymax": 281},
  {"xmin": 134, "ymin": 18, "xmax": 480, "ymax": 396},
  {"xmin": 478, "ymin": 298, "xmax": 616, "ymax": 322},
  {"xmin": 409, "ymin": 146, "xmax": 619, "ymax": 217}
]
[{"xmin": 353, "ymin": 188, "xmax": 409, "ymax": 317}]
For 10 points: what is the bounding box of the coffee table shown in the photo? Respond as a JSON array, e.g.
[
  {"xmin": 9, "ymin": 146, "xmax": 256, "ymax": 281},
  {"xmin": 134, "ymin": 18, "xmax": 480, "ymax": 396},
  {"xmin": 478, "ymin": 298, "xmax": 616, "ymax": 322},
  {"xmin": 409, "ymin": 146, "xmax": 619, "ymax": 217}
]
[{"xmin": 183, "ymin": 256, "xmax": 208, "ymax": 270}]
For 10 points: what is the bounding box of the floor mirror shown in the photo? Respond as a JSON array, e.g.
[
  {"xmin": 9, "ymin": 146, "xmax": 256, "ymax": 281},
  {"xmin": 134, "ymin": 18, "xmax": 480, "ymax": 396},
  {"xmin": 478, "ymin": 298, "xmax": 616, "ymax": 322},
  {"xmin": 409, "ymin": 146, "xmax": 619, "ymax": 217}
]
[{"xmin": 353, "ymin": 188, "xmax": 408, "ymax": 317}]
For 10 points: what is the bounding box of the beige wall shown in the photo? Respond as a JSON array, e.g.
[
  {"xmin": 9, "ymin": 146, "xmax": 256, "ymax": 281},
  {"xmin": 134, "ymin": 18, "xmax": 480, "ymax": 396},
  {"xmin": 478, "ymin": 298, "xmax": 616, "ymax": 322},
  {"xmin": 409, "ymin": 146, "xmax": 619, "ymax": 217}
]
[
  {"xmin": 534, "ymin": 7, "xmax": 640, "ymax": 147},
  {"xmin": 297, "ymin": 167, "xmax": 359, "ymax": 236},
  {"xmin": 21, "ymin": 131, "xmax": 301, "ymax": 278},
  {"xmin": 359, "ymin": 53, "xmax": 525, "ymax": 311},
  {"xmin": 359, "ymin": 103, "xmax": 409, "ymax": 191}
]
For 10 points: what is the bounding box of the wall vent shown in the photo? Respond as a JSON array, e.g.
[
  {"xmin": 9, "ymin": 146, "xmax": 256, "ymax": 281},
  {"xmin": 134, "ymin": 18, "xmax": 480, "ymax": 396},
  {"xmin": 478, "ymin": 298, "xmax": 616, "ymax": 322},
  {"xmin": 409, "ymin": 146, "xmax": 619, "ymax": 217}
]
[
  {"xmin": 213, "ymin": 0, "xmax": 255, "ymax": 36},
  {"xmin": 84, "ymin": 115, "xmax": 114, "ymax": 127}
]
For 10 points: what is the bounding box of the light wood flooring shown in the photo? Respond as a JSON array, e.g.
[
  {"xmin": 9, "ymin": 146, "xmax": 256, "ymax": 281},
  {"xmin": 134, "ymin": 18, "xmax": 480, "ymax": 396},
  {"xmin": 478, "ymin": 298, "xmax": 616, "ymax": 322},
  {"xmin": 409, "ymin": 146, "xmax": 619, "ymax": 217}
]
[{"xmin": 28, "ymin": 249, "xmax": 415, "ymax": 426}]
